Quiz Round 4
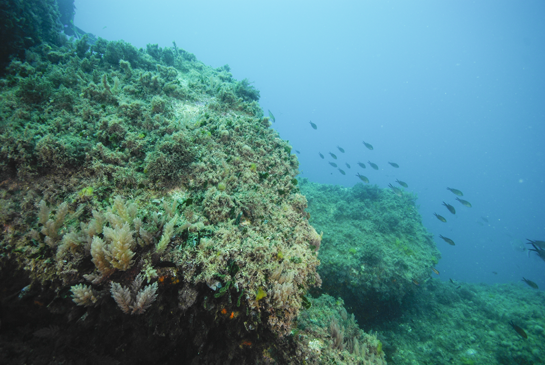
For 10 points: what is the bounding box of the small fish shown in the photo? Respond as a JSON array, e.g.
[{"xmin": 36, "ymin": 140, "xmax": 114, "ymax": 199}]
[
  {"xmin": 363, "ymin": 141, "xmax": 374, "ymax": 150},
  {"xmin": 338, "ymin": 168, "xmax": 346, "ymax": 175},
  {"xmin": 357, "ymin": 162, "xmax": 366, "ymax": 169},
  {"xmin": 442, "ymin": 202, "xmax": 456, "ymax": 215},
  {"xmin": 329, "ymin": 162, "xmax": 338, "ymax": 168},
  {"xmin": 522, "ymin": 277, "xmax": 538, "ymax": 289},
  {"xmin": 412, "ymin": 279, "xmax": 420, "ymax": 286},
  {"xmin": 368, "ymin": 161, "xmax": 378, "ymax": 170},
  {"xmin": 449, "ymin": 278, "xmax": 456, "ymax": 285},
  {"xmin": 439, "ymin": 235, "xmax": 455, "ymax": 246},
  {"xmin": 329, "ymin": 152, "xmax": 337, "ymax": 160},
  {"xmin": 388, "ymin": 162, "xmax": 399, "ymax": 168},
  {"xmin": 268, "ymin": 110, "xmax": 276, "ymax": 123},
  {"xmin": 492, "ymin": 271, "xmax": 498, "ymax": 275},
  {"xmin": 309, "ymin": 121, "xmax": 317, "ymax": 130},
  {"xmin": 509, "ymin": 321, "xmax": 528, "ymax": 339},
  {"xmin": 456, "ymin": 197, "xmax": 472, "ymax": 208},
  {"xmin": 481, "ymin": 216, "xmax": 489, "ymax": 223},
  {"xmin": 295, "ymin": 150, "xmax": 301, "ymax": 154},
  {"xmin": 446, "ymin": 187, "xmax": 463, "ymax": 196},
  {"xmin": 337, "ymin": 146, "xmax": 345, "ymax": 153},
  {"xmin": 432, "ymin": 268, "xmax": 440, "ymax": 275},
  {"xmin": 529, "ymin": 244, "xmax": 545, "ymax": 262},
  {"xmin": 526, "ymin": 239, "xmax": 545, "ymax": 249},
  {"xmin": 395, "ymin": 179, "xmax": 408, "ymax": 188},
  {"xmin": 356, "ymin": 173, "xmax": 369, "ymax": 183},
  {"xmin": 456, "ymin": 285, "xmax": 461, "ymax": 289},
  {"xmin": 319, "ymin": 152, "xmax": 324, "ymax": 159},
  {"xmin": 434, "ymin": 213, "xmax": 447, "ymax": 223},
  {"xmin": 388, "ymin": 183, "xmax": 403, "ymax": 197},
  {"xmin": 345, "ymin": 163, "xmax": 351, "ymax": 169}
]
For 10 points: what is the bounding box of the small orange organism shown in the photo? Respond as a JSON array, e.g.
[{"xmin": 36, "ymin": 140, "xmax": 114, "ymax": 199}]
[
  {"xmin": 221, "ymin": 308, "xmax": 227, "ymax": 315},
  {"xmin": 239, "ymin": 340, "xmax": 252, "ymax": 348}
]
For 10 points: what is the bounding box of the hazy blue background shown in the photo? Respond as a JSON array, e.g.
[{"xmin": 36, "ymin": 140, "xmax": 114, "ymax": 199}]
[{"xmin": 75, "ymin": 1, "xmax": 545, "ymax": 288}]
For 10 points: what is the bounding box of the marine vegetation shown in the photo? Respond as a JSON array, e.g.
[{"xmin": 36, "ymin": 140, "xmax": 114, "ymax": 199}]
[
  {"xmin": 375, "ymin": 280, "xmax": 545, "ymax": 364},
  {"xmin": 0, "ymin": 36, "xmax": 323, "ymax": 363},
  {"xmin": 300, "ymin": 179, "xmax": 441, "ymax": 325}
]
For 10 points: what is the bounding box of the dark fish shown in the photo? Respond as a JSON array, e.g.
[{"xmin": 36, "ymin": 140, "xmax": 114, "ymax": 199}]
[
  {"xmin": 442, "ymin": 202, "xmax": 456, "ymax": 215},
  {"xmin": 492, "ymin": 271, "xmax": 498, "ymax": 275},
  {"xmin": 447, "ymin": 187, "xmax": 463, "ymax": 196},
  {"xmin": 329, "ymin": 152, "xmax": 337, "ymax": 160},
  {"xmin": 456, "ymin": 197, "xmax": 472, "ymax": 208},
  {"xmin": 363, "ymin": 141, "xmax": 374, "ymax": 150},
  {"xmin": 295, "ymin": 150, "xmax": 300, "ymax": 154},
  {"xmin": 337, "ymin": 146, "xmax": 345, "ymax": 153},
  {"xmin": 357, "ymin": 162, "xmax": 366, "ymax": 169},
  {"xmin": 529, "ymin": 244, "xmax": 545, "ymax": 262},
  {"xmin": 526, "ymin": 239, "xmax": 545, "ymax": 249},
  {"xmin": 388, "ymin": 162, "xmax": 399, "ymax": 168},
  {"xmin": 268, "ymin": 110, "xmax": 275, "ymax": 123},
  {"xmin": 439, "ymin": 235, "xmax": 455, "ymax": 246},
  {"xmin": 368, "ymin": 161, "xmax": 378, "ymax": 170},
  {"xmin": 432, "ymin": 268, "xmax": 440, "ymax": 275},
  {"xmin": 388, "ymin": 183, "xmax": 403, "ymax": 197},
  {"xmin": 456, "ymin": 285, "xmax": 461, "ymax": 289},
  {"xmin": 434, "ymin": 213, "xmax": 447, "ymax": 223},
  {"xmin": 356, "ymin": 173, "xmax": 369, "ymax": 183},
  {"xmin": 319, "ymin": 152, "xmax": 324, "ymax": 159},
  {"xmin": 481, "ymin": 216, "xmax": 489, "ymax": 223},
  {"xmin": 329, "ymin": 162, "xmax": 338, "ymax": 168},
  {"xmin": 338, "ymin": 168, "xmax": 346, "ymax": 175},
  {"xmin": 522, "ymin": 277, "xmax": 538, "ymax": 289},
  {"xmin": 309, "ymin": 121, "xmax": 317, "ymax": 129},
  {"xmin": 449, "ymin": 278, "xmax": 456, "ymax": 285},
  {"xmin": 412, "ymin": 279, "xmax": 420, "ymax": 286},
  {"xmin": 509, "ymin": 321, "xmax": 528, "ymax": 339},
  {"xmin": 345, "ymin": 163, "xmax": 351, "ymax": 169},
  {"xmin": 396, "ymin": 179, "xmax": 408, "ymax": 188}
]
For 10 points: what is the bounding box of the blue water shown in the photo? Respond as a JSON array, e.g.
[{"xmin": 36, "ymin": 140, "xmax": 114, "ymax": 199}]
[{"xmin": 75, "ymin": 0, "xmax": 545, "ymax": 288}]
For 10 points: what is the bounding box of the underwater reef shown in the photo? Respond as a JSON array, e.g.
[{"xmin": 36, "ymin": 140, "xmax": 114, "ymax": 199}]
[
  {"xmin": 377, "ymin": 280, "xmax": 545, "ymax": 365},
  {"xmin": 300, "ymin": 179, "xmax": 441, "ymax": 325},
  {"xmin": 0, "ymin": 35, "xmax": 332, "ymax": 363}
]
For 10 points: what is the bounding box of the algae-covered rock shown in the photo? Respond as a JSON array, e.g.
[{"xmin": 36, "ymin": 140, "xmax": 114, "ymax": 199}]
[
  {"xmin": 0, "ymin": 38, "xmax": 321, "ymax": 363},
  {"xmin": 300, "ymin": 178, "xmax": 441, "ymax": 324},
  {"xmin": 295, "ymin": 294, "xmax": 387, "ymax": 364},
  {"xmin": 379, "ymin": 280, "xmax": 545, "ymax": 365}
]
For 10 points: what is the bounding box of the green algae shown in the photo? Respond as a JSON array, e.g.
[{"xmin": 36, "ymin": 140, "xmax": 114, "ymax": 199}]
[{"xmin": 299, "ymin": 178, "xmax": 441, "ymax": 324}]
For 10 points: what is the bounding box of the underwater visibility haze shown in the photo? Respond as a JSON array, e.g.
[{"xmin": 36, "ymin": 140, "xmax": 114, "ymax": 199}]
[
  {"xmin": 76, "ymin": 0, "xmax": 545, "ymax": 290},
  {"xmin": 0, "ymin": 0, "xmax": 543, "ymax": 364}
]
